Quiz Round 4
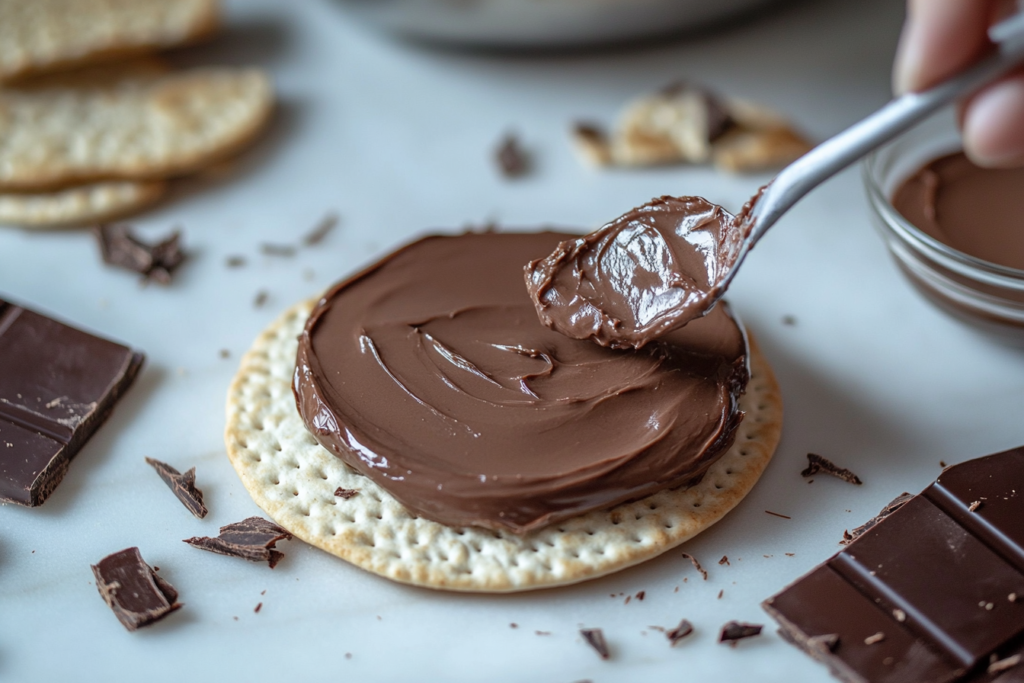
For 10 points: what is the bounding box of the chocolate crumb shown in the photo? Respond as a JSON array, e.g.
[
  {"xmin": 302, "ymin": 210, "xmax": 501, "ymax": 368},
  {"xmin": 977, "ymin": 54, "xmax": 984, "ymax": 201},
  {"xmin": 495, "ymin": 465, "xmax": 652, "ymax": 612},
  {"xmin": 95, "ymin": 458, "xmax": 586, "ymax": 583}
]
[
  {"xmin": 333, "ymin": 487, "xmax": 359, "ymax": 499},
  {"xmin": 226, "ymin": 255, "xmax": 246, "ymax": 268},
  {"xmin": 580, "ymin": 628, "xmax": 610, "ymax": 660},
  {"xmin": 940, "ymin": 460, "xmax": 947, "ymax": 467},
  {"xmin": 968, "ymin": 500, "xmax": 982, "ymax": 512},
  {"xmin": 782, "ymin": 315, "xmax": 797, "ymax": 326},
  {"xmin": 91, "ymin": 547, "xmax": 181, "ymax": 631},
  {"xmin": 667, "ymin": 619, "xmax": 694, "ymax": 645},
  {"xmin": 635, "ymin": 591, "xmax": 645, "ymax": 601},
  {"xmin": 719, "ymin": 555, "xmax": 730, "ymax": 566},
  {"xmin": 765, "ymin": 510, "xmax": 792, "ymax": 519},
  {"xmin": 785, "ymin": 552, "xmax": 795, "ymax": 556},
  {"xmin": 345, "ymin": 653, "xmax": 352, "ymax": 660},
  {"xmin": 989, "ymin": 654, "xmax": 1021, "ymax": 675},
  {"xmin": 254, "ymin": 290, "xmax": 269, "ymax": 308},
  {"xmin": 303, "ymin": 212, "xmax": 338, "ymax": 246},
  {"xmin": 184, "ymin": 516, "xmax": 292, "ymax": 568},
  {"xmin": 807, "ymin": 633, "xmax": 840, "ymax": 654},
  {"xmin": 94, "ymin": 224, "xmax": 186, "ymax": 284},
  {"xmin": 719, "ymin": 621, "xmax": 762, "ymax": 645},
  {"xmin": 681, "ymin": 552, "xmax": 708, "ymax": 580},
  {"xmin": 254, "ymin": 602, "xmax": 262, "ymax": 614},
  {"xmin": 841, "ymin": 492, "xmax": 913, "ymax": 545},
  {"xmin": 260, "ymin": 243, "xmax": 296, "ymax": 257},
  {"xmin": 219, "ymin": 349, "xmax": 230, "ymax": 359},
  {"xmin": 864, "ymin": 631, "xmax": 885, "ymax": 645},
  {"xmin": 535, "ymin": 630, "xmax": 550, "ymax": 636},
  {"xmin": 233, "ymin": 616, "xmax": 238, "ymax": 621},
  {"xmin": 145, "ymin": 457, "xmax": 208, "ymax": 519},
  {"xmin": 801, "ymin": 453, "xmax": 863, "ymax": 485},
  {"xmin": 496, "ymin": 133, "xmax": 530, "ymax": 178},
  {"xmin": 718, "ymin": 589, "xmax": 724, "ymax": 599},
  {"xmin": 510, "ymin": 623, "xmax": 518, "ymax": 628},
  {"xmin": 261, "ymin": 590, "xmax": 266, "ymax": 596}
]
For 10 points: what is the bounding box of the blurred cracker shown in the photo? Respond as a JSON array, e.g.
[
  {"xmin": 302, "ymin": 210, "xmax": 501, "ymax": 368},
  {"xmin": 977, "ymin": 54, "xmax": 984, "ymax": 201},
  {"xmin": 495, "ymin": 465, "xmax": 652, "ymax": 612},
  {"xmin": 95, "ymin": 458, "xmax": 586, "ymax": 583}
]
[{"xmin": 0, "ymin": 180, "xmax": 165, "ymax": 228}]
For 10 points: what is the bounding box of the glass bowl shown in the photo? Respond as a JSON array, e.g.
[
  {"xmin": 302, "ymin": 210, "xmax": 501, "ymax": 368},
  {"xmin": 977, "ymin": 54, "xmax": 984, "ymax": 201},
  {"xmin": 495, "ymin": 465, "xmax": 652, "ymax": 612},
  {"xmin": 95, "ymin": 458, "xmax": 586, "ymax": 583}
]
[{"xmin": 864, "ymin": 112, "xmax": 1024, "ymax": 345}]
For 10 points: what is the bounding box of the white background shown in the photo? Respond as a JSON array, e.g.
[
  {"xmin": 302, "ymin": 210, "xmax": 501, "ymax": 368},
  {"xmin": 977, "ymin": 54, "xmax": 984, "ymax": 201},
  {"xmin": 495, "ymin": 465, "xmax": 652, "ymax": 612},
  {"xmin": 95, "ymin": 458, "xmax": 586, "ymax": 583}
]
[{"xmin": 3, "ymin": 1, "xmax": 1024, "ymax": 681}]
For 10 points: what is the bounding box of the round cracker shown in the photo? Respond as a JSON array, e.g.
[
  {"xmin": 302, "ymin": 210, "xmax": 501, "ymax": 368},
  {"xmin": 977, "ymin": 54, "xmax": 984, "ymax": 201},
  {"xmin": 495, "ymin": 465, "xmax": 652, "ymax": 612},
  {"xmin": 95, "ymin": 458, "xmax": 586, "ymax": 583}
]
[
  {"xmin": 225, "ymin": 300, "xmax": 783, "ymax": 592},
  {"xmin": 0, "ymin": 180, "xmax": 165, "ymax": 228}
]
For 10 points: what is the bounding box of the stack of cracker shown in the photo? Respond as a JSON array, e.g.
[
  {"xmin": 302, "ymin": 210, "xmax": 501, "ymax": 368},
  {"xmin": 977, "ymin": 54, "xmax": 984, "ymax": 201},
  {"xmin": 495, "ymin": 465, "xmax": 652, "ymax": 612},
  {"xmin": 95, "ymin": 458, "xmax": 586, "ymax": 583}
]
[
  {"xmin": 572, "ymin": 83, "xmax": 813, "ymax": 174},
  {"xmin": 0, "ymin": 0, "xmax": 274, "ymax": 228}
]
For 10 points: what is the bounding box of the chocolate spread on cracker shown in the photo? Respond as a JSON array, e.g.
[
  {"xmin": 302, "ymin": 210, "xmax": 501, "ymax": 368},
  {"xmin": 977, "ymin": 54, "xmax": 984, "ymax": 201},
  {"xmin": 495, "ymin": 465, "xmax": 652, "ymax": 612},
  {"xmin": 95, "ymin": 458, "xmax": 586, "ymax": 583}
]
[{"xmin": 293, "ymin": 232, "xmax": 748, "ymax": 533}]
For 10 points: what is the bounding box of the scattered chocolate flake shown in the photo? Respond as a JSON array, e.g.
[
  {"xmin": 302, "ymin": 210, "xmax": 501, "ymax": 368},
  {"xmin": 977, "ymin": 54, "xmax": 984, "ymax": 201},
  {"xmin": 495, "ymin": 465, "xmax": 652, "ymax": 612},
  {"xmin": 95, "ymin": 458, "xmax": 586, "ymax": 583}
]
[
  {"xmin": 91, "ymin": 547, "xmax": 181, "ymax": 631},
  {"xmin": 580, "ymin": 628, "xmax": 610, "ymax": 660},
  {"xmin": 535, "ymin": 630, "xmax": 550, "ymax": 636},
  {"xmin": 260, "ymin": 243, "xmax": 296, "ymax": 257},
  {"xmin": 145, "ymin": 457, "xmax": 207, "ymax": 519},
  {"xmin": 510, "ymin": 623, "xmax": 518, "ymax": 629},
  {"xmin": 989, "ymin": 654, "xmax": 1021, "ymax": 675},
  {"xmin": 864, "ymin": 631, "xmax": 885, "ymax": 645},
  {"xmin": 801, "ymin": 453, "xmax": 863, "ymax": 485},
  {"xmin": 719, "ymin": 621, "xmax": 762, "ymax": 645},
  {"xmin": 635, "ymin": 590, "xmax": 645, "ymax": 601},
  {"xmin": 719, "ymin": 555, "xmax": 730, "ymax": 566},
  {"xmin": 333, "ymin": 487, "xmax": 359, "ymax": 499},
  {"xmin": 718, "ymin": 589, "xmax": 724, "ymax": 599},
  {"xmin": 624, "ymin": 595, "xmax": 631, "ymax": 605},
  {"xmin": 233, "ymin": 616, "xmax": 238, "ymax": 621},
  {"xmin": 840, "ymin": 492, "xmax": 913, "ymax": 545},
  {"xmin": 254, "ymin": 602, "xmax": 262, "ymax": 614},
  {"xmin": 785, "ymin": 553, "xmax": 795, "ymax": 557},
  {"xmin": 496, "ymin": 133, "xmax": 530, "ymax": 178},
  {"xmin": 667, "ymin": 619, "xmax": 694, "ymax": 645},
  {"xmin": 680, "ymin": 552, "xmax": 708, "ymax": 580},
  {"xmin": 184, "ymin": 516, "xmax": 292, "ymax": 568},
  {"xmin": 225, "ymin": 255, "xmax": 246, "ymax": 268},
  {"xmin": 261, "ymin": 590, "xmax": 266, "ymax": 596},
  {"xmin": 649, "ymin": 625, "xmax": 666, "ymax": 632},
  {"xmin": 303, "ymin": 212, "xmax": 338, "ymax": 246},
  {"xmin": 253, "ymin": 290, "xmax": 269, "ymax": 308},
  {"xmin": 219, "ymin": 349, "xmax": 230, "ymax": 359},
  {"xmin": 94, "ymin": 224, "xmax": 186, "ymax": 284},
  {"xmin": 765, "ymin": 510, "xmax": 792, "ymax": 520},
  {"xmin": 807, "ymin": 633, "xmax": 840, "ymax": 655},
  {"xmin": 940, "ymin": 460, "xmax": 947, "ymax": 467},
  {"xmin": 782, "ymin": 315, "xmax": 797, "ymax": 326},
  {"xmin": 968, "ymin": 500, "xmax": 982, "ymax": 512},
  {"xmin": 345, "ymin": 653, "xmax": 352, "ymax": 660}
]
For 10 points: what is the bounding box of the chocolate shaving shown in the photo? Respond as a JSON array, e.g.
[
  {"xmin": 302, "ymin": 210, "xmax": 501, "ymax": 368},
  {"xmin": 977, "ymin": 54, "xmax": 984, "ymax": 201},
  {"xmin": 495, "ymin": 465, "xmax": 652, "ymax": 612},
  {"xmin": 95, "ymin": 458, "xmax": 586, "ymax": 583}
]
[
  {"xmin": 333, "ymin": 487, "xmax": 359, "ymax": 499},
  {"xmin": 94, "ymin": 224, "xmax": 186, "ymax": 284},
  {"xmin": 580, "ymin": 628, "xmax": 610, "ymax": 660},
  {"xmin": 765, "ymin": 510, "xmax": 792, "ymax": 519},
  {"xmin": 782, "ymin": 315, "xmax": 797, "ymax": 326},
  {"xmin": 145, "ymin": 457, "xmax": 208, "ymax": 519},
  {"xmin": 635, "ymin": 590, "xmax": 645, "ymax": 601},
  {"xmin": 681, "ymin": 552, "xmax": 708, "ymax": 580},
  {"xmin": 225, "ymin": 255, "xmax": 247, "ymax": 268},
  {"xmin": 303, "ymin": 213, "xmax": 338, "ymax": 246},
  {"xmin": 988, "ymin": 654, "xmax": 1021, "ymax": 675},
  {"xmin": 496, "ymin": 133, "xmax": 530, "ymax": 178},
  {"xmin": 253, "ymin": 290, "xmax": 269, "ymax": 308},
  {"xmin": 719, "ymin": 621, "xmax": 762, "ymax": 645},
  {"xmin": 667, "ymin": 619, "xmax": 694, "ymax": 646},
  {"xmin": 260, "ymin": 243, "xmax": 296, "ymax": 257},
  {"xmin": 801, "ymin": 453, "xmax": 863, "ymax": 485},
  {"xmin": 719, "ymin": 555, "xmax": 730, "ymax": 566},
  {"xmin": 254, "ymin": 602, "xmax": 263, "ymax": 614},
  {"xmin": 91, "ymin": 547, "xmax": 181, "ymax": 631},
  {"xmin": 840, "ymin": 492, "xmax": 913, "ymax": 545},
  {"xmin": 184, "ymin": 516, "xmax": 292, "ymax": 568}
]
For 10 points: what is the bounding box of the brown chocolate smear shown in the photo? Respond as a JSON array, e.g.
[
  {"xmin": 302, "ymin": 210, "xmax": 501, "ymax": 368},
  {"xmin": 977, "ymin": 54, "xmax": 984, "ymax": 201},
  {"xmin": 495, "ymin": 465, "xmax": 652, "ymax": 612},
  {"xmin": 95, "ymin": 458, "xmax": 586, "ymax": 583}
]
[
  {"xmin": 294, "ymin": 232, "xmax": 747, "ymax": 533},
  {"xmin": 580, "ymin": 628, "xmax": 610, "ymax": 659},
  {"xmin": 801, "ymin": 453, "xmax": 863, "ymax": 485},
  {"xmin": 0, "ymin": 298, "xmax": 144, "ymax": 506},
  {"xmin": 145, "ymin": 457, "xmax": 207, "ymax": 519},
  {"xmin": 764, "ymin": 446, "xmax": 1024, "ymax": 683},
  {"xmin": 184, "ymin": 516, "xmax": 292, "ymax": 568},
  {"xmin": 719, "ymin": 621, "xmax": 763, "ymax": 644},
  {"xmin": 94, "ymin": 224, "xmax": 185, "ymax": 284},
  {"xmin": 525, "ymin": 197, "xmax": 745, "ymax": 349},
  {"xmin": 92, "ymin": 547, "xmax": 181, "ymax": 631},
  {"xmin": 892, "ymin": 151, "xmax": 1024, "ymax": 271}
]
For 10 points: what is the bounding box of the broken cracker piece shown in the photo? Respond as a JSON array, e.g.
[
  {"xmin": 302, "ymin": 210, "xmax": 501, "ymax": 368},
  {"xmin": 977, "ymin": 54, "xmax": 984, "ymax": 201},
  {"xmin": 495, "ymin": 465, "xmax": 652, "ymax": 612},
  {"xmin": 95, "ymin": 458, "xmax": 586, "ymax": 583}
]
[{"xmin": 712, "ymin": 126, "xmax": 812, "ymax": 174}]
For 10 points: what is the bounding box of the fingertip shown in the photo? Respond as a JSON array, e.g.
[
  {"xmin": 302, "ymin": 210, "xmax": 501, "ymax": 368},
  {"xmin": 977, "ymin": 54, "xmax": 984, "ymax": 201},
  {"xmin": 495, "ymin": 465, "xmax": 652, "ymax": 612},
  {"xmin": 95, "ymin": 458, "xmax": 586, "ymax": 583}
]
[{"xmin": 962, "ymin": 72, "xmax": 1024, "ymax": 168}]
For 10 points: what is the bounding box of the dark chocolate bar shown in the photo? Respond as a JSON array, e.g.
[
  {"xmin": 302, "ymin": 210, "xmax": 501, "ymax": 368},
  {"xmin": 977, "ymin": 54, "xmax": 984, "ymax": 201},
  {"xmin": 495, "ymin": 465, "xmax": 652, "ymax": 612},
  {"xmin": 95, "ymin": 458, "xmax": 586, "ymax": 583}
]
[
  {"xmin": 763, "ymin": 446, "xmax": 1024, "ymax": 683},
  {"xmin": 0, "ymin": 298, "xmax": 144, "ymax": 506},
  {"xmin": 92, "ymin": 547, "xmax": 181, "ymax": 631}
]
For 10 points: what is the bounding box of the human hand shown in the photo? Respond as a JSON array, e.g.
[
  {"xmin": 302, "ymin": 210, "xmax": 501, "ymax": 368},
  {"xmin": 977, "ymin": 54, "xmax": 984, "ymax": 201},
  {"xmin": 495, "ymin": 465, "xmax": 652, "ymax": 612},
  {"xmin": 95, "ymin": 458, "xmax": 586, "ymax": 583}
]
[{"xmin": 894, "ymin": 0, "xmax": 1024, "ymax": 167}]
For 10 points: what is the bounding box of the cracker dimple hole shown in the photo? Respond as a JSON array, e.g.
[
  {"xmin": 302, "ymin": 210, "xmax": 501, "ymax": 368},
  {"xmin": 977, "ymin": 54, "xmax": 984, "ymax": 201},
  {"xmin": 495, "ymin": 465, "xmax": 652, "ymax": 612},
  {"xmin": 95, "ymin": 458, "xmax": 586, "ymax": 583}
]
[
  {"xmin": 292, "ymin": 490, "xmax": 300, "ymax": 497},
  {"xmin": 692, "ymin": 502, "xmax": 702, "ymax": 508}
]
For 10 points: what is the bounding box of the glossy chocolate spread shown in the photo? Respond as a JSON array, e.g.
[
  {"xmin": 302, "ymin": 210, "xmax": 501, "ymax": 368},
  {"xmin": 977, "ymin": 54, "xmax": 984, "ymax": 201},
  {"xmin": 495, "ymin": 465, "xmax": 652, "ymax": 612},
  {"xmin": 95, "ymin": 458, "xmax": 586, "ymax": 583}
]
[
  {"xmin": 294, "ymin": 232, "xmax": 748, "ymax": 533},
  {"xmin": 893, "ymin": 151, "xmax": 1024, "ymax": 271},
  {"xmin": 524, "ymin": 196, "xmax": 744, "ymax": 350}
]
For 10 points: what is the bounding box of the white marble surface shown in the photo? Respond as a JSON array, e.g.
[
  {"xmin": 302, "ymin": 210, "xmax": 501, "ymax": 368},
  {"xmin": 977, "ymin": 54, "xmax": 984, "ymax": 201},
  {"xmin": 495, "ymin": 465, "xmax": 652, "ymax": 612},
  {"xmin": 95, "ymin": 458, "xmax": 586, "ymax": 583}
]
[{"xmin": 3, "ymin": 1, "xmax": 1024, "ymax": 681}]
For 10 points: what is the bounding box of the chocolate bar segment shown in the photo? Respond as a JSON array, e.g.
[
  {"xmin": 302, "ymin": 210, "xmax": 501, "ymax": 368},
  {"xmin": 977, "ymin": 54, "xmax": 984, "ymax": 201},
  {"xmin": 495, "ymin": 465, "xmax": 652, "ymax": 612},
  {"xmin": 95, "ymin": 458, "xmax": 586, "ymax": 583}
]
[
  {"xmin": 92, "ymin": 547, "xmax": 181, "ymax": 631},
  {"xmin": 0, "ymin": 298, "xmax": 144, "ymax": 506},
  {"xmin": 763, "ymin": 446, "xmax": 1024, "ymax": 683}
]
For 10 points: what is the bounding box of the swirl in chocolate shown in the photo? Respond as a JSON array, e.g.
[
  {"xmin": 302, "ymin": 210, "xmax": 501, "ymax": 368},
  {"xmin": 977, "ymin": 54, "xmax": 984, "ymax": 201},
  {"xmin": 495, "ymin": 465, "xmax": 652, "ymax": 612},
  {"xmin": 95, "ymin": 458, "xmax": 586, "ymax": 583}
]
[
  {"xmin": 525, "ymin": 197, "xmax": 743, "ymax": 349},
  {"xmin": 294, "ymin": 232, "xmax": 748, "ymax": 533}
]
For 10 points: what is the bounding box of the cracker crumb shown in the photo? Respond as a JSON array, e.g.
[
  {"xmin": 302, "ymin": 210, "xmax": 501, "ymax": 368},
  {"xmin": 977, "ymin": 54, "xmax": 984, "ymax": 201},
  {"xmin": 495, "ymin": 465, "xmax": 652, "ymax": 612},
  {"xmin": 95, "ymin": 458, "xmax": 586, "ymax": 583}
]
[
  {"xmin": 893, "ymin": 608, "xmax": 906, "ymax": 622},
  {"xmin": 988, "ymin": 654, "xmax": 1021, "ymax": 675},
  {"xmin": 968, "ymin": 500, "xmax": 981, "ymax": 512}
]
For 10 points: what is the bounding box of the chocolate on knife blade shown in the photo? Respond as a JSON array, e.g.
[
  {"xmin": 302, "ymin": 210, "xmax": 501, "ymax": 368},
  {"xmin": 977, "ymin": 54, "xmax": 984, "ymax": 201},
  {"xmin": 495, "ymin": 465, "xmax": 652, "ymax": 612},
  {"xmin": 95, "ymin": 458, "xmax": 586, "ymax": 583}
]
[
  {"xmin": 92, "ymin": 547, "xmax": 181, "ymax": 631},
  {"xmin": 764, "ymin": 446, "xmax": 1024, "ymax": 683},
  {"xmin": 0, "ymin": 298, "xmax": 143, "ymax": 507},
  {"xmin": 145, "ymin": 457, "xmax": 207, "ymax": 519},
  {"xmin": 184, "ymin": 516, "xmax": 292, "ymax": 568}
]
